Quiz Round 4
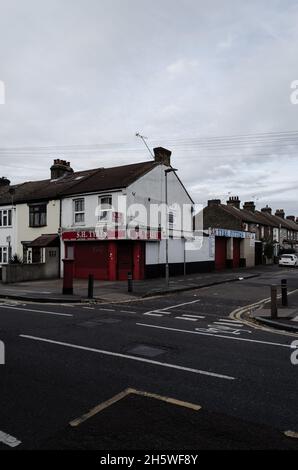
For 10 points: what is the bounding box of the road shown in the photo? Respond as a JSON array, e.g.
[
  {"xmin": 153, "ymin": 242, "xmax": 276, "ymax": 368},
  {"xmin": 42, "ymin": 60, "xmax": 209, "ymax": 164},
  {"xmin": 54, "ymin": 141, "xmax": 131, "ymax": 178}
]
[{"xmin": 0, "ymin": 266, "xmax": 298, "ymax": 450}]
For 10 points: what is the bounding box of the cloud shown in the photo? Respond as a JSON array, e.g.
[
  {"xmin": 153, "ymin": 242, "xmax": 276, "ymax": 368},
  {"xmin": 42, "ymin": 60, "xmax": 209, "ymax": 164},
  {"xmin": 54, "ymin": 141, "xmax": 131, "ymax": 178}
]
[{"xmin": 0, "ymin": 0, "xmax": 298, "ymax": 214}]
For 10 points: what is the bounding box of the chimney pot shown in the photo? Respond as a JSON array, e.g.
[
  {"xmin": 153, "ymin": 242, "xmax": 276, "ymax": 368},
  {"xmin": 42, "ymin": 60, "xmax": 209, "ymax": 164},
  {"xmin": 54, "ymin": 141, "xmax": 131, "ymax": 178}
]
[
  {"xmin": 208, "ymin": 199, "xmax": 221, "ymax": 207},
  {"xmin": 0, "ymin": 177, "xmax": 10, "ymax": 187},
  {"xmin": 275, "ymin": 209, "xmax": 285, "ymax": 219},
  {"xmin": 261, "ymin": 205, "xmax": 272, "ymax": 215},
  {"xmin": 50, "ymin": 159, "xmax": 73, "ymax": 179},
  {"xmin": 286, "ymin": 215, "xmax": 295, "ymax": 222},
  {"xmin": 153, "ymin": 147, "xmax": 172, "ymax": 166},
  {"xmin": 226, "ymin": 196, "xmax": 240, "ymax": 209},
  {"xmin": 243, "ymin": 201, "xmax": 256, "ymax": 212}
]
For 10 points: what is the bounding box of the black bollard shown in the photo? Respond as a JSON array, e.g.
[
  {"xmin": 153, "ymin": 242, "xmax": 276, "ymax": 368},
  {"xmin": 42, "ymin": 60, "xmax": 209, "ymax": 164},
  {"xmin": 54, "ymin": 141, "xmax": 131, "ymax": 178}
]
[
  {"xmin": 88, "ymin": 274, "xmax": 94, "ymax": 299},
  {"xmin": 271, "ymin": 285, "xmax": 278, "ymax": 319},
  {"xmin": 281, "ymin": 279, "xmax": 288, "ymax": 307}
]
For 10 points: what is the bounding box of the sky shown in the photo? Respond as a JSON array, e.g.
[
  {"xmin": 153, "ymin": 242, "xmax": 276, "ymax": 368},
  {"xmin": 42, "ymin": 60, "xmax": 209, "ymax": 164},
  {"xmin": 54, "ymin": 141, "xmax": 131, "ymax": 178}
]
[{"xmin": 0, "ymin": 0, "xmax": 298, "ymax": 214}]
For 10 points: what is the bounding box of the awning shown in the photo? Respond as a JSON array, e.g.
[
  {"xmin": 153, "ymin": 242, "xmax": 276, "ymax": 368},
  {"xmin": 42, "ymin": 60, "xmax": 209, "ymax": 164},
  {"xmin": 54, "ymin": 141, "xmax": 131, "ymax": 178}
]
[{"xmin": 27, "ymin": 234, "xmax": 60, "ymax": 248}]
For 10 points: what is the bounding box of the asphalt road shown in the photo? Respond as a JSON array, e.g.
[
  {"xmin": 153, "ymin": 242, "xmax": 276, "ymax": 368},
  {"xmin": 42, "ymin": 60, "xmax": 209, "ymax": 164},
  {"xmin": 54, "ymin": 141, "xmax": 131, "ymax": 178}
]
[{"xmin": 0, "ymin": 266, "xmax": 298, "ymax": 450}]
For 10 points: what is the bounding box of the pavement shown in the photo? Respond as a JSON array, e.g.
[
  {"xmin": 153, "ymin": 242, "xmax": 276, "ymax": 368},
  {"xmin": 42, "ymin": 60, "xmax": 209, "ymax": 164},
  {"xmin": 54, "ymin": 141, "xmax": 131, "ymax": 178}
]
[
  {"xmin": 0, "ymin": 266, "xmax": 297, "ymax": 450},
  {"xmin": 251, "ymin": 288, "xmax": 298, "ymax": 333},
  {"xmin": 0, "ymin": 265, "xmax": 273, "ymax": 303}
]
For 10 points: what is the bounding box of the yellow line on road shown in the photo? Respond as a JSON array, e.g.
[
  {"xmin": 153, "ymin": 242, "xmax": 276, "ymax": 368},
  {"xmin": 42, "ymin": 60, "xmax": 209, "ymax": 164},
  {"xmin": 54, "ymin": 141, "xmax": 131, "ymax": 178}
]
[{"xmin": 70, "ymin": 387, "xmax": 201, "ymax": 427}]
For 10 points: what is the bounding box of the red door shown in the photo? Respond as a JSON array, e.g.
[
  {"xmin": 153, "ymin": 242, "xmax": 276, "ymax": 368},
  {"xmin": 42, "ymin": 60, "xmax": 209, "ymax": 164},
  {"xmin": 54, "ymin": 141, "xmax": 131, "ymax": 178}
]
[
  {"xmin": 215, "ymin": 237, "xmax": 227, "ymax": 270},
  {"xmin": 117, "ymin": 242, "xmax": 133, "ymax": 280},
  {"xmin": 233, "ymin": 238, "xmax": 241, "ymax": 268},
  {"xmin": 74, "ymin": 242, "xmax": 109, "ymax": 279}
]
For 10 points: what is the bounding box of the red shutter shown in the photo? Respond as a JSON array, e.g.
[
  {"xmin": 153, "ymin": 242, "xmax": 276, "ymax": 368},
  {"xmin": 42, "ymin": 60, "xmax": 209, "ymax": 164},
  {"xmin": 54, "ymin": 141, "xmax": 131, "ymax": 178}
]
[{"xmin": 215, "ymin": 237, "xmax": 227, "ymax": 270}]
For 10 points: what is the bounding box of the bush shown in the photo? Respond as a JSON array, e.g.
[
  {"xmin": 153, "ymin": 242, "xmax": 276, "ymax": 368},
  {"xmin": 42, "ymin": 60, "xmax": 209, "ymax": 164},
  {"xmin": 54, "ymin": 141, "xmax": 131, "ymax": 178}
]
[{"xmin": 9, "ymin": 254, "xmax": 23, "ymax": 264}]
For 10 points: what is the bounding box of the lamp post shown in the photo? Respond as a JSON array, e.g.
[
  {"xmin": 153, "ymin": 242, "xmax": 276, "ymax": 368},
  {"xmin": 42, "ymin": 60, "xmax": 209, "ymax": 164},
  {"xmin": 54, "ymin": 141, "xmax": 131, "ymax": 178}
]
[{"xmin": 165, "ymin": 168, "xmax": 178, "ymax": 288}]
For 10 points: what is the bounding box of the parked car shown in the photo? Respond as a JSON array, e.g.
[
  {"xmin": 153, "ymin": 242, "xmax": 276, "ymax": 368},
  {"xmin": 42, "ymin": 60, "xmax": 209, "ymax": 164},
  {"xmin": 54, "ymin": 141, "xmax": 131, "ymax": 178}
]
[{"xmin": 279, "ymin": 254, "xmax": 298, "ymax": 267}]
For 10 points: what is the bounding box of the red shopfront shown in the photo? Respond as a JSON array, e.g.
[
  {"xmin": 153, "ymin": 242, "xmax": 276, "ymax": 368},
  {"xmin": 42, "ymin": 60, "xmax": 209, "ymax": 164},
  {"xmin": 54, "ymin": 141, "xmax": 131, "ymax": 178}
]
[{"xmin": 62, "ymin": 230, "xmax": 148, "ymax": 281}]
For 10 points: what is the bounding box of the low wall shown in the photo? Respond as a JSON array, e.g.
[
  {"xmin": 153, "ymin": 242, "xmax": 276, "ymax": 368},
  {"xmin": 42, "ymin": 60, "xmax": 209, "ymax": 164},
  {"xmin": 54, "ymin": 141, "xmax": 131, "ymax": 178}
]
[{"xmin": 2, "ymin": 263, "xmax": 59, "ymax": 284}]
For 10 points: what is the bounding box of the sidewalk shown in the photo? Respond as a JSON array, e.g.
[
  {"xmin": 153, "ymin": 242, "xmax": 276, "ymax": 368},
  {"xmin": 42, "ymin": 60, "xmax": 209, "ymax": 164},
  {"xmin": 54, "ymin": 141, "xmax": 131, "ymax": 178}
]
[
  {"xmin": 252, "ymin": 290, "xmax": 298, "ymax": 333},
  {"xmin": 0, "ymin": 266, "xmax": 265, "ymax": 303}
]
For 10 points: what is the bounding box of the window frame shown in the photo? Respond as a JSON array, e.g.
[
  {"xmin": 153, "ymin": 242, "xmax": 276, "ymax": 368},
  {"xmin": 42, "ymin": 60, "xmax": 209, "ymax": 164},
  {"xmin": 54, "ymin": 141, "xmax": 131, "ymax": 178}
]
[
  {"xmin": 0, "ymin": 209, "xmax": 12, "ymax": 227},
  {"xmin": 73, "ymin": 198, "xmax": 85, "ymax": 225},
  {"xmin": 29, "ymin": 203, "xmax": 47, "ymax": 228}
]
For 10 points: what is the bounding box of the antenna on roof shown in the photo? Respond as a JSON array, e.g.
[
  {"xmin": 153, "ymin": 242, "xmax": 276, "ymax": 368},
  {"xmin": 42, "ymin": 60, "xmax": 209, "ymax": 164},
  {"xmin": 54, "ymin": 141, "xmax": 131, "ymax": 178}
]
[{"xmin": 135, "ymin": 132, "xmax": 154, "ymax": 160}]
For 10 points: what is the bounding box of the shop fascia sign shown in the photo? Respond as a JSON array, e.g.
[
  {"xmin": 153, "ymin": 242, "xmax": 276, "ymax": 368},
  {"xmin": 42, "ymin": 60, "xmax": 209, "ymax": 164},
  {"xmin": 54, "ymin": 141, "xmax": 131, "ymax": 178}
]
[{"xmin": 209, "ymin": 228, "xmax": 255, "ymax": 239}]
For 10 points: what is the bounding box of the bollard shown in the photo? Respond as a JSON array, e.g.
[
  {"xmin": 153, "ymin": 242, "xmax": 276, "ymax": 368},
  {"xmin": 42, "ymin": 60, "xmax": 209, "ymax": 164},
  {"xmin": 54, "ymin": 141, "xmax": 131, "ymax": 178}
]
[
  {"xmin": 281, "ymin": 279, "xmax": 288, "ymax": 307},
  {"xmin": 88, "ymin": 274, "xmax": 94, "ymax": 299},
  {"xmin": 271, "ymin": 285, "xmax": 278, "ymax": 319},
  {"xmin": 127, "ymin": 271, "xmax": 133, "ymax": 293}
]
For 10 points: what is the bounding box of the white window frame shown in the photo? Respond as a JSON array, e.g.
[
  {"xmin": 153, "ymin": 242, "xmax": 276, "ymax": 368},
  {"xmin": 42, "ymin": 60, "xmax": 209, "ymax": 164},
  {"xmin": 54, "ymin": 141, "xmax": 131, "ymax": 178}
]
[
  {"xmin": 98, "ymin": 195, "xmax": 112, "ymax": 222},
  {"xmin": 73, "ymin": 198, "xmax": 85, "ymax": 225},
  {"xmin": 0, "ymin": 209, "xmax": 12, "ymax": 227},
  {"xmin": 0, "ymin": 246, "xmax": 8, "ymax": 264}
]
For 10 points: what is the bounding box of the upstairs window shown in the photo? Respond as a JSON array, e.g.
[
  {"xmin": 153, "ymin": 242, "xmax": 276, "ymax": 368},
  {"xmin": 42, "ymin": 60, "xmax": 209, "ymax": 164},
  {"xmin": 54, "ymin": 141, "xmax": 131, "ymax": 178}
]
[
  {"xmin": 0, "ymin": 209, "xmax": 12, "ymax": 227},
  {"xmin": 98, "ymin": 195, "xmax": 112, "ymax": 222},
  {"xmin": 73, "ymin": 198, "xmax": 85, "ymax": 224},
  {"xmin": 29, "ymin": 204, "xmax": 47, "ymax": 227}
]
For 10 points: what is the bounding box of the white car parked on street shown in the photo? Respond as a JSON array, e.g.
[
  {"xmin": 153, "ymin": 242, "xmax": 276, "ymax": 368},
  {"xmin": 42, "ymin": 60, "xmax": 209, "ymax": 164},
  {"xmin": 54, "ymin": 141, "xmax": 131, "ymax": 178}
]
[{"xmin": 279, "ymin": 254, "xmax": 298, "ymax": 267}]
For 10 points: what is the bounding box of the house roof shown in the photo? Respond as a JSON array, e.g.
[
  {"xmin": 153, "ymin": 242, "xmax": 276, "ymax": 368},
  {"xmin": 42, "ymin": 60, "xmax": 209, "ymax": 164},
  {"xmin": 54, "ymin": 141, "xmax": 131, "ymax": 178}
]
[
  {"xmin": 0, "ymin": 161, "xmax": 158, "ymax": 205},
  {"xmin": 258, "ymin": 211, "xmax": 298, "ymax": 231}
]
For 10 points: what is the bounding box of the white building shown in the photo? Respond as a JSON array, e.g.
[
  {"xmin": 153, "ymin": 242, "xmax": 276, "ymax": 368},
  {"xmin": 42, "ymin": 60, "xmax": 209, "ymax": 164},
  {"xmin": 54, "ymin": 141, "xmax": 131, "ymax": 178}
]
[{"xmin": 60, "ymin": 148, "xmax": 213, "ymax": 280}]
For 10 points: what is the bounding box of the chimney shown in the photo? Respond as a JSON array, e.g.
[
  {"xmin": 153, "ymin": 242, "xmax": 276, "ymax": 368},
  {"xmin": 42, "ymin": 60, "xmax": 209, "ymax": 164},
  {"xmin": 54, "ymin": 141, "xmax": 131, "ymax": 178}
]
[
  {"xmin": 208, "ymin": 199, "xmax": 221, "ymax": 207},
  {"xmin": 153, "ymin": 147, "xmax": 171, "ymax": 166},
  {"xmin": 243, "ymin": 201, "xmax": 255, "ymax": 212},
  {"xmin": 226, "ymin": 196, "xmax": 240, "ymax": 209},
  {"xmin": 0, "ymin": 177, "xmax": 10, "ymax": 186},
  {"xmin": 50, "ymin": 159, "xmax": 73, "ymax": 179},
  {"xmin": 275, "ymin": 209, "xmax": 285, "ymax": 219},
  {"xmin": 286, "ymin": 215, "xmax": 295, "ymax": 222},
  {"xmin": 261, "ymin": 205, "xmax": 272, "ymax": 215}
]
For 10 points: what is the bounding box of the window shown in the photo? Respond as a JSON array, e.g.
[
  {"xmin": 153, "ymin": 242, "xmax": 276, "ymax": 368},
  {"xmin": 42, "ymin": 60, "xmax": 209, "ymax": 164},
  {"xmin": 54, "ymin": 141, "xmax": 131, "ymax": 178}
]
[
  {"xmin": 73, "ymin": 198, "xmax": 85, "ymax": 224},
  {"xmin": 29, "ymin": 204, "xmax": 47, "ymax": 227},
  {"xmin": 0, "ymin": 209, "xmax": 12, "ymax": 227},
  {"xmin": 98, "ymin": 195, "xmax": 112, "ymax": 221},
  {"xmin": 0, "ymin": 246, "xmax": 8, "ymax": 264}
]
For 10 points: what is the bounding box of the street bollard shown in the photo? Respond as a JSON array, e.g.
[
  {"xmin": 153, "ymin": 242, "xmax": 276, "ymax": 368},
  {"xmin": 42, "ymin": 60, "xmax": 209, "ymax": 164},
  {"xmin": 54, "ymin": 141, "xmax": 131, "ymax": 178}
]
[
  {"xmin": 281, "ymin": 279, "xmax": 288, "ymax": 307},
  {"xmin": 88, "ymin": 274, "xmax": 94, "ymax": 299},
  {"xmin": 271, "ymin": 285, "xmax": 278, "ymax": 319},
  {"xmin": 127, "ymin": 271, "xmax": 133, "ymax": 293}
]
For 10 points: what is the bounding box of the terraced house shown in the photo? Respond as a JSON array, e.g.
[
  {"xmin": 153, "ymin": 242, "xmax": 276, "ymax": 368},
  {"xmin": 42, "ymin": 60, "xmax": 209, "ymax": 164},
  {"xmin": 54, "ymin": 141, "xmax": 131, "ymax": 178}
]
[{"xmin": 0, "ymin": 150, "xmax": 213, "ymax": 282}]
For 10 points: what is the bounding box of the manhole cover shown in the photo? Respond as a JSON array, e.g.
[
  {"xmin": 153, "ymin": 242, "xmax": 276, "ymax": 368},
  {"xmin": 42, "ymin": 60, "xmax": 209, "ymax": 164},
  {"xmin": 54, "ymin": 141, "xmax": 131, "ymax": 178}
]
[{"xmin": 128, "ymin": 344, "xmax": 166, "ymax": 357}]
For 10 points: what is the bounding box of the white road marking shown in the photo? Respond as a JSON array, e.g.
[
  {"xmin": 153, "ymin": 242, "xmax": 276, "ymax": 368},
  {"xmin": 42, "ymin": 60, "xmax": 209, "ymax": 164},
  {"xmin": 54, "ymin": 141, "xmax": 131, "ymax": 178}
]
[
  {"xmin": 19, "ymin": 334, "xmax": 235, "ymax": 380},
  {"xmin": 160, "ymin": 299, "xmax": 201, "ymax": 310},
  {"xmin": 175, "ymin": 316, "xmax": 198, "ymax": 322},
  {"xmin": 213, "ymin": 321, "xmax": 244, "ymax": 327},
  {"xmin": 120, "ymin": 310, "xmax": 136, "ymax": 314},
  {"xmin": 83, "ymin": 307, "xmax": 94, "ymax": 310},
  {"xmin": 144, "ymin": 312, "xmax": 164, "ymax": 317},
  {"xmin": 136, "ymin": 323, "xmax": 294, "ymax": 348},
  {"xmin": 182, "ymin": 314, "xmax": 205, "ymax": 319},
  {"xmin": 0, "ymin": 430, "xmax": 21, "ymax": 448},
  {"xmin": 99, "ymin": 308, "xmax": 115, "ymax": 312},
  {"xmin": 0, "ymin": 305, "xmax": 73, "ymax": 317},
  {"xmin": 293, "ymin": 316, "xmax": 298, "ymax": 322},
  {"xmin": 219, "ymin": 318, "xmax": 244, "ymax": 324}
]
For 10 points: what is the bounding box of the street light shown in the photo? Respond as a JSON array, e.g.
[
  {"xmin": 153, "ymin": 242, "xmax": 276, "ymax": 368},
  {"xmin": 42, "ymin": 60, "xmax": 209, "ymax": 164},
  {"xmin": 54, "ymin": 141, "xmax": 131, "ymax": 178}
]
[{"xmin": 165, "ymin": 167, "xmax": 178, "ymax": 288}]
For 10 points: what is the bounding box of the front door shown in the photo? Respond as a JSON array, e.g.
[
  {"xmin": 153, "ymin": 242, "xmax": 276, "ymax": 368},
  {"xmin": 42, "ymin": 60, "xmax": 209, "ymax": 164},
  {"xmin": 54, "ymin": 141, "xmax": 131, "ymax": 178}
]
[{"xmin": 117, "ymin": 242, "xmax": 133, "ymax": 280}]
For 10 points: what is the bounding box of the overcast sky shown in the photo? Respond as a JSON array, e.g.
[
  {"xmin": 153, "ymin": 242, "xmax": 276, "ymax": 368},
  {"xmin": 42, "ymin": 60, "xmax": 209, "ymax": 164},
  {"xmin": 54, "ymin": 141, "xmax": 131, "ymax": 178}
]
[{"xmin": 0, "ymin": 0, "xmax": 298, "ymax": 214}]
